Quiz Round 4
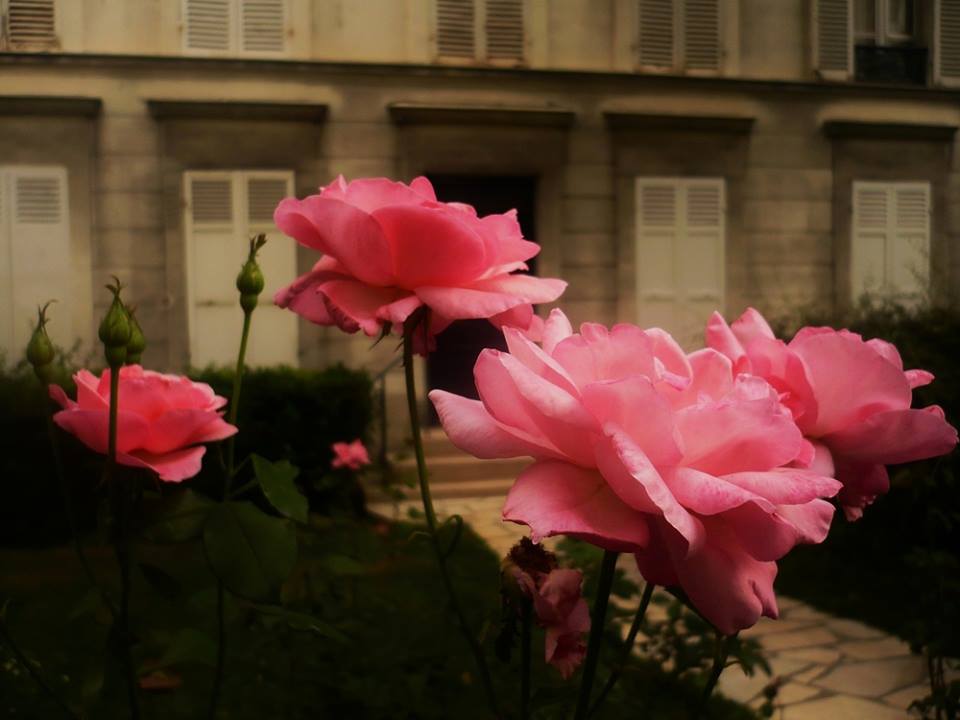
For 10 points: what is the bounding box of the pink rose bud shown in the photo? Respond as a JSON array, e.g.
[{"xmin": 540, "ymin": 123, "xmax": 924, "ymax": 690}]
[
  {"xmin": 331, "ymin": 439, "xmax": 371, "ymax": 470},
  {"xmin": 50, "ymin": 366, "xmax": 236, "ymax": 482}
]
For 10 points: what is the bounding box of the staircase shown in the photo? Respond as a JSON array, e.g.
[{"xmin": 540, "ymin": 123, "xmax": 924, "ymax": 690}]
[{"xmin": 388, "ymin": 427, "xmax": 529, "ymax": 500}]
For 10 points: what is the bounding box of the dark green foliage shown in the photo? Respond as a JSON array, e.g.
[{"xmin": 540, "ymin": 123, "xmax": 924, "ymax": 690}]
[
  {"xmin": 0, "ymin": 362, "xmax": 372, "ymax": 546},
  {"xmin": 192, "ymin": 364, "xmax": 373, "ymax": 512}
]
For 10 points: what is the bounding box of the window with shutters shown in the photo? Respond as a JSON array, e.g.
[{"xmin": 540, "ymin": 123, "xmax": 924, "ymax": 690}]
[
  {"xmin": 183, "ymin": 170, "xmax": 298, "ymax": 368},
  {"xmin": 637, "ymin": 0, "xmax": 722, "ymax": 74},
  {"xmin": 851, "ymin": 181, "xmax": 930, "ymax": 303},
  {"xmin": 435, "ymin": 0, "xmax": 525, "ymax": 64},
  {"xmin": 182, "ymin": 0, "xmax": 287, "ymax": 56},
  {"xmin": 0, "ymin": 0, "xmax": 57, "ymax": 50},
  {"xmin": 815, "ymin": 0, "xmax": 958, "ymax": 85},
  {"xmin": 0, "ymin": 166, "xmax": 71, "ymax": 361},
  {"xmin": 635, "ymin": 177, "xmax": 725, "ymax": 348}
]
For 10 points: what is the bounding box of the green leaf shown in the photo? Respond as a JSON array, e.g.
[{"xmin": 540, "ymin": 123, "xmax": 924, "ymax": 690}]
[
  {"xmin": 142, "ymin": 489, "xmax": 214, "ymax": 543},
  {"xmin": 138, "ymin": 562, "xmax": 181, "ymax": 601},
  {"xmin": 251, "ymin": 454, "xmax": 308, "ymax": 523},
  {"xmin": 203, "ymin": 501, "xmax": 297, "ymax": 601},
  {"xmin": 152, "ymin": 628, "xmax": 217, "ymax": 669},
  {"xmin": 319, "ymin": 553, "xmax": 367, "ymax": 577},
  {"xmin": 249, "ymin": 604, "xmax": 348, "ymax": 643}
]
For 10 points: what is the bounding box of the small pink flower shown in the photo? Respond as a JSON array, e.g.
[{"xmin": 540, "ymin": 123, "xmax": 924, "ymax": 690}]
[
  {"xmin": 430, "ymin": 310, "xmax": 841, "ymax": 634},
  {"xmin": 707, "ymin": 308, "xmax": 958, "ymax": 519},
  {"xmin": 512, "ymin": 566, "xmax": 590, "ymax": 679},
  {"xmin": 50, "ymin": 365, "xmax": 236, "ymax": 483},
  {"xmin": 331, "ymin": 439, "xmax": 370, "ymax": 470},
  {"xmin": 273, "ymin": 176, "xmax": 566, "ymax": 352}
]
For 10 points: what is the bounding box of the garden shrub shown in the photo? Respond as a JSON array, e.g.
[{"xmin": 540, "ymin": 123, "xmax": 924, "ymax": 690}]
[{"xmin": 0, "ymin": 363, "xmax": 373, "ymax": 547}]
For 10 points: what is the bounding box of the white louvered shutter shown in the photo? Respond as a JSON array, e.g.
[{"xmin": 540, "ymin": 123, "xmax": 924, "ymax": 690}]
[
  {"xmin": 813, "ymin": 0, "xmax": 852, "ymax": 80},
  {"xmin": 185, "ymin": 173, "xmax": 239, "ymax": 367},
  {"xmin": 184, "ymin": 171, "xmax": 298, "ymax": 369},
  {"xmin": 437, "ymin": 0, "xmax": 476, "ymax": 59},
  {"xmin": 240, "ymin": 0, "xmax": 285, "ymax": 54},
  {"xmin": 1, "ymin": 167, "xmax": 71, "ymax": 357},
  {"xmin": 683, "ymin": 0, "xmax": 720, "ymax": 71},
  {"xmin": 485, "ymin": 0, "xmax": 524, "ymax": 62},
  {"xmin": 638, "ymin": 0, "xmax": 675, "ymax": 68},
  {"xmin": 851, "ymin": 182, "xmax": 930, "ymax": 302},
  {"xmin": 935, "ymin": 0, "xmax": 960, "ymax": 87},
  {"xmin": 636, "ymin": 178, "xmax": 724, "ymax": 348},
  {"xmin": 243, "ymin": 172, "xmax": 297, "ymax": 367},
  {"xmin": 4, "ymin": 0, "xmax": 56, "ymax": 49},
  {"xmin": 184, "ymin": 0, "xmax": 232, "ymax": 52}
]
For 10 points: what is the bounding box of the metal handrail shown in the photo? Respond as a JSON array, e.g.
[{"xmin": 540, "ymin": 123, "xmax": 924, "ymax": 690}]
[{"xmin": 372, "ymin": 355, "xmax": 403, "ymax": 467}]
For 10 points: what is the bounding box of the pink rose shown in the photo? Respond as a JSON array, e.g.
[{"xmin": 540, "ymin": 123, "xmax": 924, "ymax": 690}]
[
  {"xmin": 512, "ymin": 566, "xmax": 590, "ymax": 679},
  {"xmin": 50, "ymin": 365, "xmax": 236, "ymax": 482},
  {"xmin": 331, "ymin": 439, "xmax": 371, "ymax": 470},
  {"xmin": 273, "ymin": 176, "xmax": 566, "ymax": 351},
  {"xmin": 430, "ymin": 310, "xmax": 841, "ymax": 634},
  {"xmin": 707, "ymin": 309, "xmax": 958, "ymax": 519}
]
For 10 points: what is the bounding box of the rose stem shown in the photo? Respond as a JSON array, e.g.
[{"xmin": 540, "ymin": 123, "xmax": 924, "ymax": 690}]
[
  {"xmin": 107, "ymin": 364, "xmax": 141, "ymax": 719},
  {"xmin": 696, "ymin": 632, "xmax": 734, "ymax": 719},
  {"xmin": 0, "ymin": 614, "xmax": 79, "ymax": 718},
  {"xmin": 40, "ymin": 384, "xmax": 118, "ymax": 619},
  {"xmin": 521, "ymin": 597, "xmax": 533, "ymax": 720},
  {"xmin": 589, "ymin": 580, "xmax": 655, "ymax": 717},
  {"xmin": 209, "ymin": 301, "xmax": 255, "ymax": 720},
  {"xmin": 401, "ymin": 309, "xmax": 501, "ymax": 718},
  {"xmin": 573, "ymin": 549, "xmax": 619, "ymax": 720}
]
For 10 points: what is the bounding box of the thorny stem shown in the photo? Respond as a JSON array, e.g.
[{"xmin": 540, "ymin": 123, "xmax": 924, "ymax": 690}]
[
  {"xmin": 401, "ymin": 309, "xmax": 501, "ymax": 718},
  {"xmin": 589, "ymin": 581, "xmax": 656, "ymax": 717},
  {"xmin": 573, "ymin": 550, "xmax": 620, "ymax": 720},
  {"xmin": 209, "ymin": 305, "xmax": 254, "ymax": 720},
  {"xmin": 107, "ymin": 365, "xmax": 141, "ymax": 719},
  {"xmin": 696, "ymin": 633, "xmax": 735, "ymax": 719},
  {"xmin": 521, "ymin": 597, "xmax": 532, "ymax": 720}
]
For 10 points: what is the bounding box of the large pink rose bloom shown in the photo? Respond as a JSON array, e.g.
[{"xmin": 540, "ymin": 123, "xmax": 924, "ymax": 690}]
[
  {"xmin": 50, "ymin": 365, "xmax": 237, "ymax": 482},
  {"xmin": 273, "ymin": 176, "xmax": 566, "ymax": 350},
  {"xmin": 430, "ymin": 310, "xmax": 841, "ymax": 634},
  {"xmin": 707, "ymin": 308, "xmax": 958, "ymax": 520}
]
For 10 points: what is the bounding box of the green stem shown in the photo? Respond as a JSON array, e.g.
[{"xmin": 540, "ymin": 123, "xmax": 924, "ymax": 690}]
[
  {"xmin": 401, "ymin": 312, "xmax": 501, "ymax": 718},
  {"xmin": 589, "ymin": 581, "xmax": 655, "ymax": 717},
  {"xmin": 0, "ymin": 614, "xmax": 78, "ymax": 719},
  {"xmin": 42, "ymin": 393, "xmax": 118, "ymax": 619},
  {"xmin": 573, "ymin": 550, "xmax": 619, "ymax": 720},
  {"xmin": 696, "ymin": 633, "xmax": 734, "ymax": 719},
  {"xmin": 521, "ymin": 597, "xmax": 532, "ymax": 720},
  {"xmin": 107, "ymin": 365, "xmax": 141, "ymax": 719},
  {"xmin": 209, "ymin": 307, "xmax": 254, "ymax": 720}
]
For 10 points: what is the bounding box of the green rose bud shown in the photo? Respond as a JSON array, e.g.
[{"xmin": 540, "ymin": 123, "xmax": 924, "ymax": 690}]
[
  {"xmin": 98, "ymin": 277, "xmax": 131, "ymax": 367},
  {"xmin": 26, "ymin": 302, "xmax": 56, "ymax": 384},
  {"xmin": 125, "ymin": 306, "xmax": 146, "ymax": 365},
  {"xmin": 237, "ymin": 234, "xmax": 267, "ymax": 314}
]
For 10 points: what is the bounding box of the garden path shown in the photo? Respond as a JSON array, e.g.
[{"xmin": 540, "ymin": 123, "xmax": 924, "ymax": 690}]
[{"xmin": 370, "ymin": 494, "xmax": 927, "ymax": 719}]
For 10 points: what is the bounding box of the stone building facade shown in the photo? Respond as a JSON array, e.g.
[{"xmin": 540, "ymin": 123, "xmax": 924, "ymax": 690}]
[{"xmin": 1, "ymin": 0, "xmax": 959, "ymax": 434}]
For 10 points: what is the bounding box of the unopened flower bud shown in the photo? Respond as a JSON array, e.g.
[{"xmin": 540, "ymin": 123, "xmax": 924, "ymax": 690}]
[
  {"xmin": 26, "ymin": 302, "xmax": 56, "ymax": 384},
  {"xmin": 125, "ymin": 307, "xmax": 146, "ymax": 365},
  {"xmin": 99, "ymin": 277, "xmax": 131, "ymax": 367},
  {"xmin": 237, "ymin": 234, "xmax": 267, "ymax": 313}
]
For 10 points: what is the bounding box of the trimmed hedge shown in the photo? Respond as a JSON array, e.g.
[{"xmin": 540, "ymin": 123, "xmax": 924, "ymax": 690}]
[{"xmin": 0, "ymin": 363, "xmax": 373, "ymax": 547}]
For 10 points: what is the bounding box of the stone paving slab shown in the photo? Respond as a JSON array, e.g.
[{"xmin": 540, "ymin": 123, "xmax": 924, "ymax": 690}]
[{"xmin": 371, "ymin": 494, "xmax": 930, "ymax": 719}]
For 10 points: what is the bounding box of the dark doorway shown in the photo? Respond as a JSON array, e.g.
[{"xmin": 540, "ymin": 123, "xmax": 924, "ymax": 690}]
[{"xmin": 426, "ymin": 175, "xmax": 538, "ymax": 423}]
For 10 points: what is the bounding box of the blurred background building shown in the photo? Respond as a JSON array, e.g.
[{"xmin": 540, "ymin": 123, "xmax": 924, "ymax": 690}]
[{"xmin": 0, "ymin": 0, "xmax": 958, "ymax": 428}]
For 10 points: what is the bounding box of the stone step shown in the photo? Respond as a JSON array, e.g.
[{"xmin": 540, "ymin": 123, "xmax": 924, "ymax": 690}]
[
  {"xmin": 378, "ymin": 477, "xmax": 516, "ymax": 501},
  {"xmin": 394, "ymin": 454, "xmax": 530, "ymax": 484},
  {"xmin": 419, "ymin": 427, "xmax": 458, "ymax": 456}
]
